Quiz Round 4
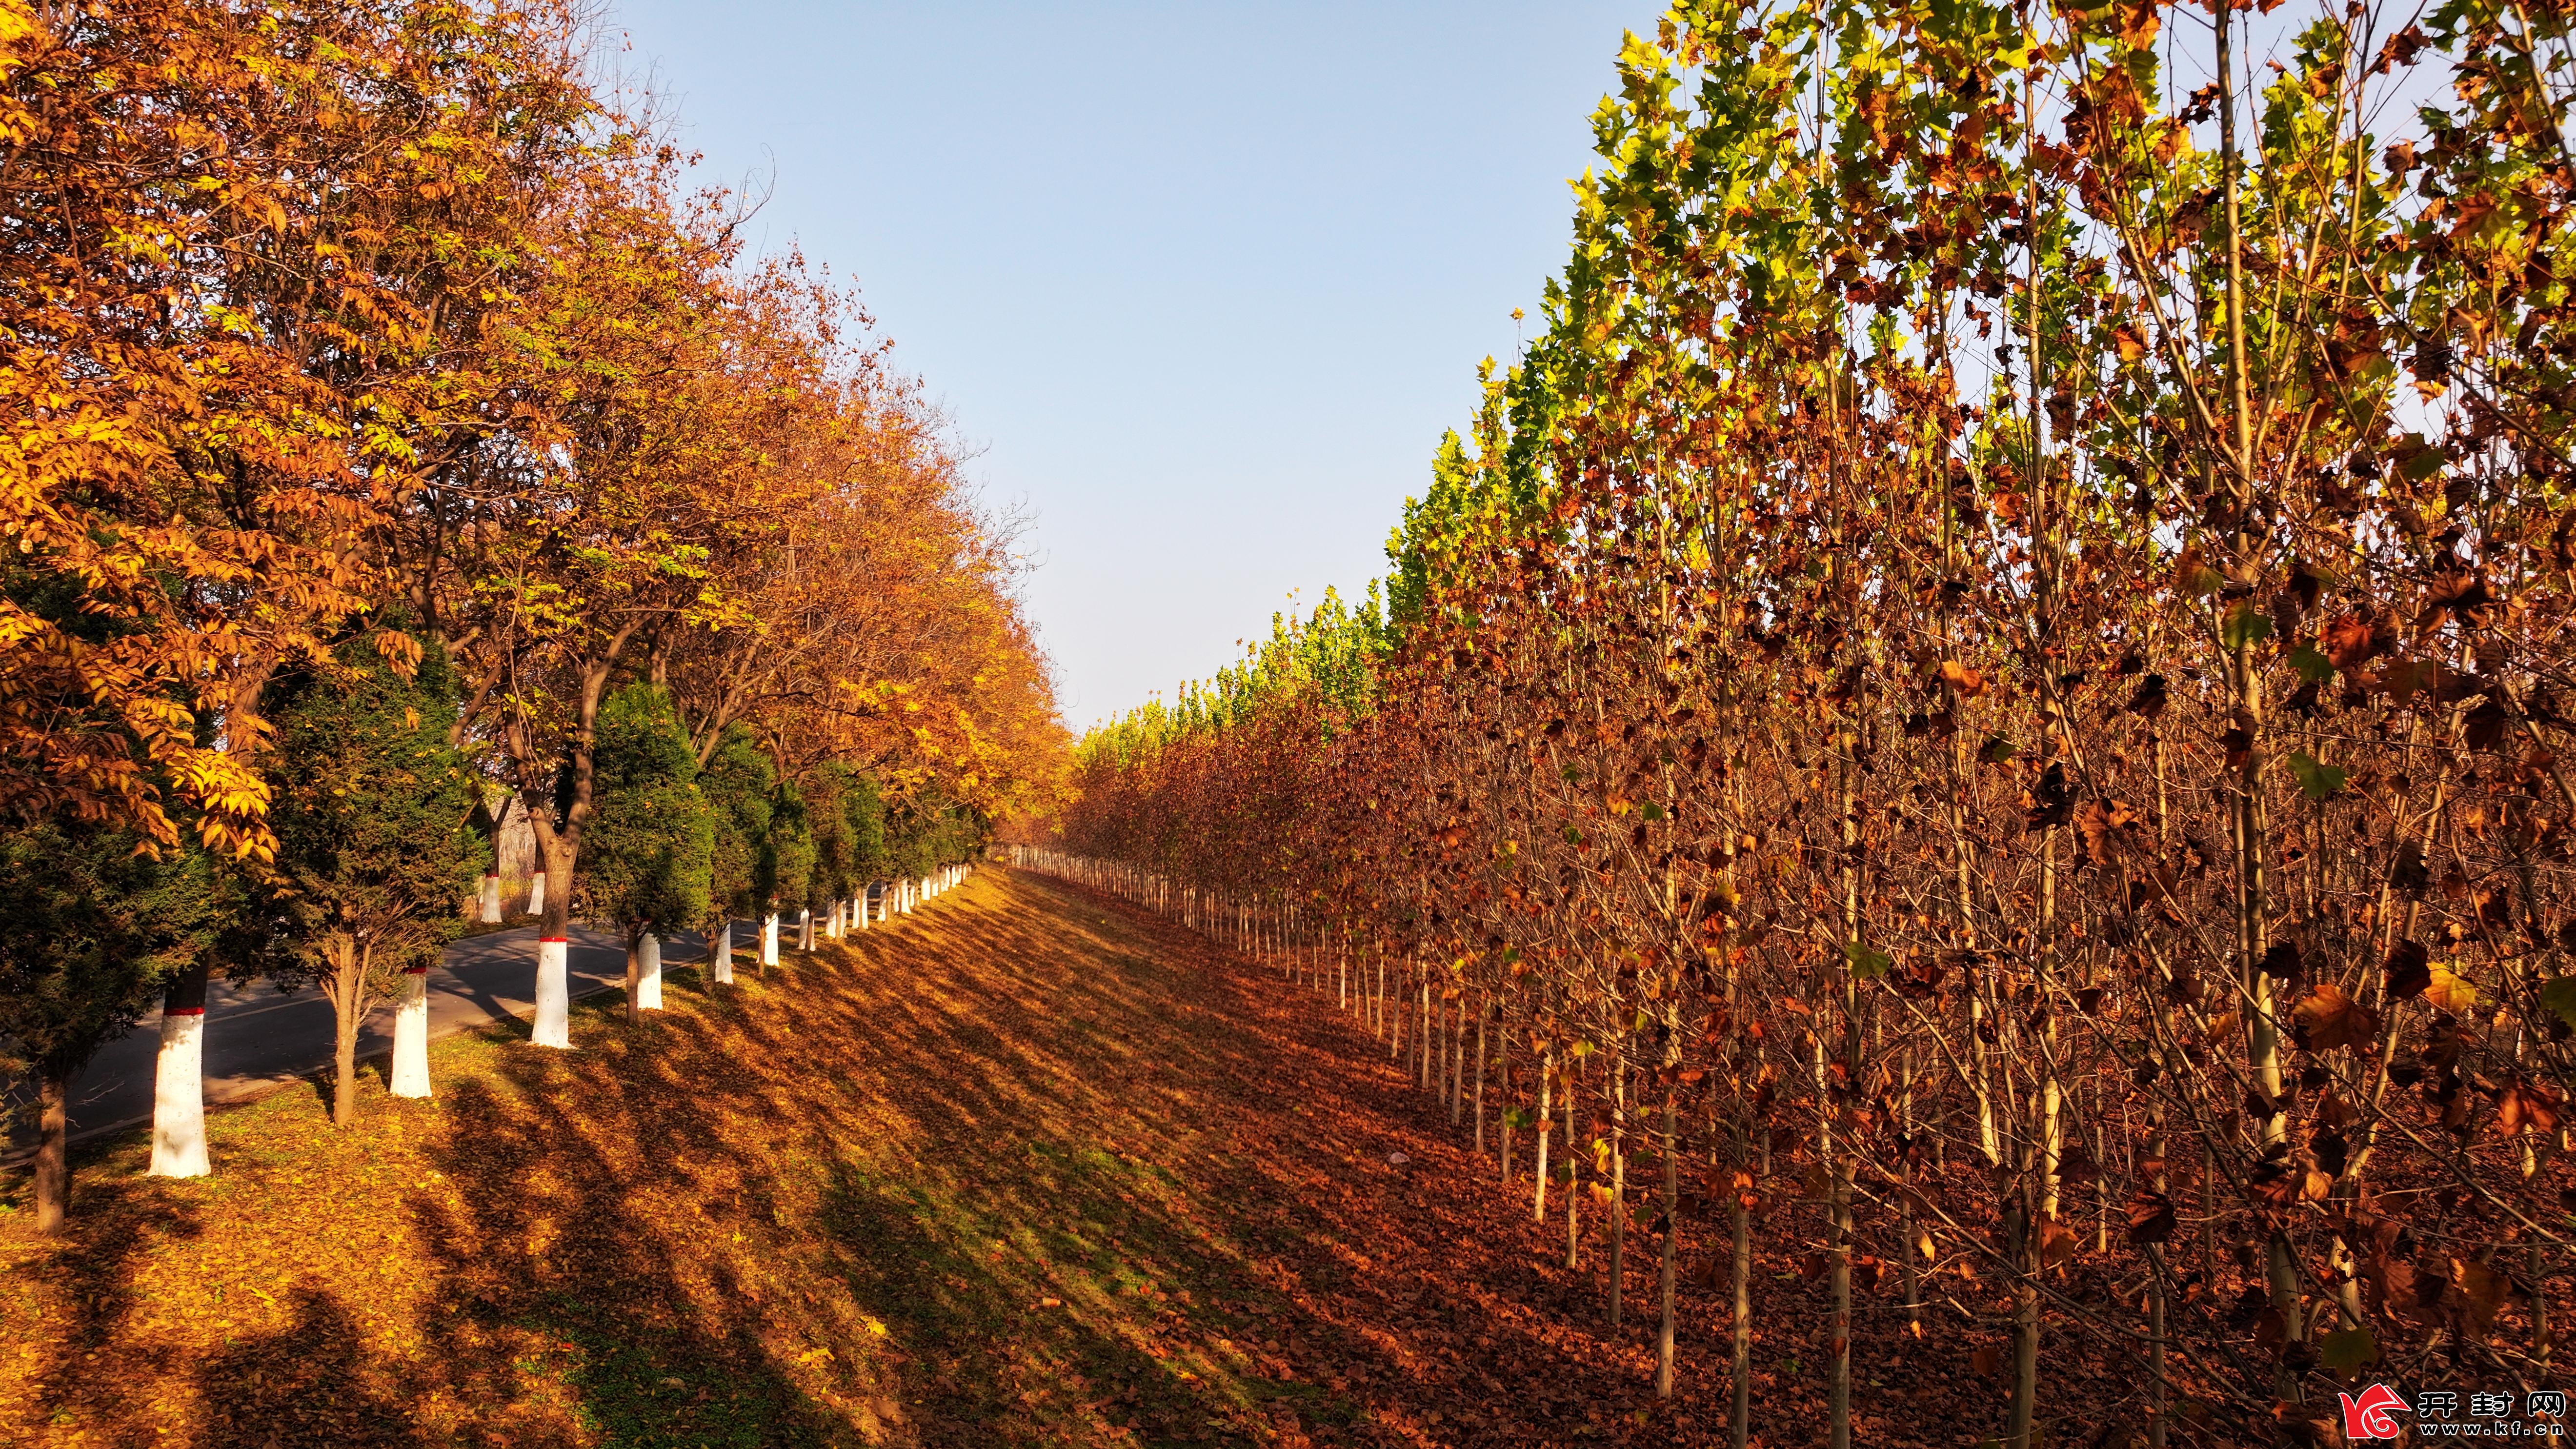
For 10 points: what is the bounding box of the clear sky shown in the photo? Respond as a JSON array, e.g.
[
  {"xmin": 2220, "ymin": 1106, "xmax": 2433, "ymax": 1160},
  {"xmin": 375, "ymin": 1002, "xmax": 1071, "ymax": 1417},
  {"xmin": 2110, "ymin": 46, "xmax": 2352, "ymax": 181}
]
[{"xmin": 598, "ymin": 1, "xmax": 1661, "ymax": 727}]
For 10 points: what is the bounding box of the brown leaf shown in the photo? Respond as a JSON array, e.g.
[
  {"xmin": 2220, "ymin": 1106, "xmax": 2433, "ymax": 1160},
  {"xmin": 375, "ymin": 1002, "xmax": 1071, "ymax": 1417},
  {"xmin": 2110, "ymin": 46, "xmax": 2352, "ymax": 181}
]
[
  {"xmin": 2383, "ymin": 940, "xmax": 2432, "ymax": 999},
  {"xmin": 2318, "ymin": 615, "xmax": 2377, "ymax": 669},
  {"xmin": 1939, "ymin": 660, "xmax": 1987, "ymax": 699},
  {"xmin": 2040, "ymin": 1218, "xmax": 2079, "ymax": 1268},
  {"xmin": 2449, "ymin": 1257, "xmax": 2522, "ymax": 1339},
  {"xmin": 2124, "ymin": 673, "xmax": 2167, "ymax": 717},
  {"xmin": 2125, "ymin": 1190, "xmax": 2176, "ymax": 1245},
  {"xmin": 2290, "ymin": 984, "xmax": 2379, "ymax": 1053},
  {"xmin": 2498, "ymin": 1077, "xmax": 2560, "ymax": 1137}
]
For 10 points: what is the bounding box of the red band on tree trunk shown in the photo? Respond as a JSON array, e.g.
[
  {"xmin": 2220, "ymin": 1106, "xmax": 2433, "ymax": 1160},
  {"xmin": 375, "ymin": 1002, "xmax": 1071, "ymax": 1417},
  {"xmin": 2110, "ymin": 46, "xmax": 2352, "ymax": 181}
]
[
  {"xmin": 164, "ymin": 1006, "xmax": 207, "ymax": 1017},
  {"xmin": 404, "ymin": 965, "xmax": 430, "ymax": 975},
  {"xmin": 539, "ymin": 936, "xmax": 569, "ymax": 944}
]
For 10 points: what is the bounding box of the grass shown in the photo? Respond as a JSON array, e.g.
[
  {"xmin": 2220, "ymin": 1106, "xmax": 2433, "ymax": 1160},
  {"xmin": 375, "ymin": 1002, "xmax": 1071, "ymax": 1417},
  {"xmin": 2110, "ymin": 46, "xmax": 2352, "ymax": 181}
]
[
  {"xmin": 4, "ymin": 867, "xmax": 2061, "ymax": 1449},
  {"xmin": 0, "ymin": 871, "xmax": 1350, "ymax": 1448}
]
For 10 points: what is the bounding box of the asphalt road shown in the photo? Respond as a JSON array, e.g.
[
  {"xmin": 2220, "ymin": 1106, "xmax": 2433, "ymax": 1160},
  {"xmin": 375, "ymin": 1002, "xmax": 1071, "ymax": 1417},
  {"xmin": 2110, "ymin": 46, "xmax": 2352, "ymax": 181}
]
[{"xmin": 57, "ymin": 920, "xmax": 723, "ymax": 1142}]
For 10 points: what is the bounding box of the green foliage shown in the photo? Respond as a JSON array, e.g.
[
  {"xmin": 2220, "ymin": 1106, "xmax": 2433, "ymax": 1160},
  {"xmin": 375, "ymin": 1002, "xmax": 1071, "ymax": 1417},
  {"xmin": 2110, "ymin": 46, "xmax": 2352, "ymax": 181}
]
[
  {"xmin": 805, "ymin": 763, "xmax": 859, "ymax": 909},
  {"xmin": 699, "ymin": 724, "xmax": 777, "ymax": 919},
  {"xmin": 1075, "ymin": 585, "xmax": 1388, "ymax": 771},
  {"xmin": 840, "ymin": 769, "xmax": 886, "ymax": 883},
  {"xmin": 0, "ymin": 821, "xmax": 217, "ymax": 1083},
  {"xmin": 763, "ymin": 777, "xmax": 815, "ymax": 916},
  {"xmin": 2317, "ymin": 1326, "xmax": 2379, "ymax": 1375},
  {"xmin": 585, "ymin": 684, "xmax": 714, "ymax": 935},
  {"xmin": 2287, "ymin": 751, "xmax": 2349, "ymax": 802},
  {"xmin": 2542, "ymin": 976, "xmax": 2576, "ymax": 1034},
  {"xmin": 882, "ymin": 781, "xmax": 986, "ymax": 878},
  {"xmin": 244, "ymin": 633, "xmax": 485, "ymax": 993}
]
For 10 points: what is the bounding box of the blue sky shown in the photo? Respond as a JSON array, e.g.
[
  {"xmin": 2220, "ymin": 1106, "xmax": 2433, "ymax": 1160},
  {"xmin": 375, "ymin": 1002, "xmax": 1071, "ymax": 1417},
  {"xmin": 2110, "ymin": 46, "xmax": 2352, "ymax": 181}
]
[{"xmin": 599, "ymin": 1, "xmax": 1662, "ymax": 726}]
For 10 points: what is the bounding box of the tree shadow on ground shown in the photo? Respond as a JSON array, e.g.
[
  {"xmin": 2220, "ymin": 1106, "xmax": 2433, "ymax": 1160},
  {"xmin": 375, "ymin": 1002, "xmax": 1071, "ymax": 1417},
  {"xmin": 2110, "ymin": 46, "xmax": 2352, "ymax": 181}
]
[{"xmin": 0, "ymin": 868, "xmax": 2008, "ymax": 1448}]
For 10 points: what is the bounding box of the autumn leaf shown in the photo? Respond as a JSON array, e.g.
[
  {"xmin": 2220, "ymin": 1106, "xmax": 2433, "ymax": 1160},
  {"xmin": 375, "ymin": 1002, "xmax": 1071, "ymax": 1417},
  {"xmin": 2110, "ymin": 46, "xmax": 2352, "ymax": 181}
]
[
  {"xmin": 2425, "ymin": 961, "xmax": 2479, "ymax": 1011},
  {"xmin": 2318, "ymin": 616, "xmax": 2377, "ymax": 669},
  {"xmin": 1938, "ymin": 660, "xmax": 1987, "ymax": 698},
  {"xmin": 2290, "ymin": 984, "xmax": 2378, "ymax": 1052},
  {"xmin": 2383, "ymin": 940, "xmax": 2433, "ymax": 999}
]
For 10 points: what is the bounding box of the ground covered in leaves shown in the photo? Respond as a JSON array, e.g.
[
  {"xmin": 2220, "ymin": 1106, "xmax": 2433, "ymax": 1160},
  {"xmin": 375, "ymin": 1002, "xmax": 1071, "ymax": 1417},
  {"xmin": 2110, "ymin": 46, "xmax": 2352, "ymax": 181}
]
[{"xmin": 4, "ymin": 868, "xmax": 2243, "ymax": 1448}]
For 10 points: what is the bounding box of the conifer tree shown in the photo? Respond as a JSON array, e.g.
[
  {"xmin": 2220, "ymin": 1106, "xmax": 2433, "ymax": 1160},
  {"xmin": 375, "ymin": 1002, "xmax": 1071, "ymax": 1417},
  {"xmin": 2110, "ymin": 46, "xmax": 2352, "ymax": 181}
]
[
  {"xmin": 584, "ymin": 684, "xmax": 714, "ymax": 1019},
  {"xmin": 245, "ymin": 634, "xmax": 483, "ymax": 1125},
  {"xmin": 0, "ymin": 823, "xmax": 215, "ymax": 1232}
]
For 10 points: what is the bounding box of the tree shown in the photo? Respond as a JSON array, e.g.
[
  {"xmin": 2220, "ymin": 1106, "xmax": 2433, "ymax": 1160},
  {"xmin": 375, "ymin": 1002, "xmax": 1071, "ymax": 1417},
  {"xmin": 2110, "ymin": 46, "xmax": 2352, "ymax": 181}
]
[
  {"xmin": 0, "ymin": 0, "xmax": 594, "ymax": 859},
  {"xmin": 839, "ymin": 769, "xmax": 888, "ymax": 895},
  {"xmin": 243, "ymin": 633, "xmax": 483, "ymax": 1126},
  {"xmin": 0, "ymin": 821, "xmax": 214, "ymax": 1232},
  {"xmin": 763, "ymin": 779, "xmax": 816, "ymax": 955},
  {"xmin": 700, "ymin": 723, "xmax": 778, "ymax": 923},
  {"xmin": 584, "ymin": 684, "xmax": 713, "ymax": 1020},
  {"xmin": 1043, "ymin": 0, "xmax": 2576, "ymax": 1437}
]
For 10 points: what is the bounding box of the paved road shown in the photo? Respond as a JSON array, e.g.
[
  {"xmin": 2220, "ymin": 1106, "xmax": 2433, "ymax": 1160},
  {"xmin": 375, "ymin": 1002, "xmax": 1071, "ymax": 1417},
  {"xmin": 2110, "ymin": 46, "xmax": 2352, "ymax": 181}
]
[{"xmin": 57, "ymin": 921, "xmax": 724, "ymax": 1142}]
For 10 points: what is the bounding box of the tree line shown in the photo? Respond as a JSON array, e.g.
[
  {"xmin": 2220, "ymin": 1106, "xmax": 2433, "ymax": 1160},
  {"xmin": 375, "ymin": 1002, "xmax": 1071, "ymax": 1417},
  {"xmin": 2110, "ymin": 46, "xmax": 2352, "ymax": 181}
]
[
  {"xmin": 1045, "ymin": 0, "xmax": 2569, "ymax": 1441},
  {"xmin": 0, "ymin": 0, "xmax": 1059, "ymax": 1234}
]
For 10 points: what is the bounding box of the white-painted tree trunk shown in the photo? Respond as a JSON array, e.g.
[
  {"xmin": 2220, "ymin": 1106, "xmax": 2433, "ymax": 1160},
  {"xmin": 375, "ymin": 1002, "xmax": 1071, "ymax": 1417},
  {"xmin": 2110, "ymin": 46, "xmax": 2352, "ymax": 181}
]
[
  {"xmin": 762, "ymin": 913, "xmax": 780, "ymax": 967},
  {"xmin": 637, "ymin": 932, "xmax": 663, "ymax": 1010},
  {"xmin": 799, "ymin": 908, "xmax": 813, "ymax": 952},
  {"xmin": 526, "ymin": 871, "xmax": 546, "ymax": 917},
  {"xmin": 852, "ymin": 892, "xmax": 868, "ymax": 931},
  {"xmin": 391, "ymin": 966, "xmax": 432, "ymax": 1098},
  {"xmin": 533, "ymin": 936, "xmax": 571, "ymax": 1048},
  {"xmin": 147, "ymin": 1008, "xmax": 209, "ymax": 1178},
  {"xmin": 713, "ymin": 921, "xmax": 734, "ymax": 984},
  {"xmin": 479, "ymin": 871, "xmax": 502, "ymax": 924}
]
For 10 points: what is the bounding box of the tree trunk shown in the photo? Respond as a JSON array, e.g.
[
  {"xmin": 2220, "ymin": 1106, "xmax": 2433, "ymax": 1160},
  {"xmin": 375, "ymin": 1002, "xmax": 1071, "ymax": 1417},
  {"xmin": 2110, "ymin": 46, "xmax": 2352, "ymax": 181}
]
[
  {"xmin": 326, "ymin": 938, "xmax": 366, "ymax": 1127},
  {"xmin": 1732, "ymin": 1189, "xmax": 1752, "ymax": 1449},
  {"xmin": 391, "ymin": 966, "xmax": 432, "ymax": 1098},
  {"xmin": 1534, "ymin": 1052, "xmax": 1553, "ymax": 1224},
  {"xmin": 2148, "ymin": 1243, "xmax": 2170, "ymax": 1449},
  {"xmin": 1566, "ymin": 1072, "xmax": 1582, "ymax": 1268},
  {"xmin": 149, "ymin": 963, "xmax": 210, "ymax": 1178},
  {"xmin": 1424, "ymin": 976, "xmax": 1437, "ymax": 1088},
  {"xmin": 532, "ymin": 829, "xmax": 576, "ymax": 1048},
  {"xmin": 2009, "ymin": 1193, "xmax": 2039, "ymax": 1449},
  {"xmin": 624, "ymin": 925, "xmax": 642, "ymax": 1025},
  {"xmin": 1473, "ymin": 995, "xmax": 1489, "ymax": 1156},
  {"xmin": 1657, "ymin": 1083, "xmax": 1678, "ymax": 1397},
  {"xmin": 1608, "ymin": 1048, "xmax": 1626, "ymax": 1329},
  {"xmin": 638, "ymin": 931, "xmax": 663, "ymax": 1010},
  {"xmin": 34, "ymin": 1069, "xmax": 69, "ymax": 1235}
]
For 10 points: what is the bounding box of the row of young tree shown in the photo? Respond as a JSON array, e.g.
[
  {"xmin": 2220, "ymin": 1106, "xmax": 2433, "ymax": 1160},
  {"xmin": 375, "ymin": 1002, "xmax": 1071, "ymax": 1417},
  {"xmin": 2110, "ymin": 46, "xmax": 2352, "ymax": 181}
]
[
  {"xmin": 0, "ymin": 0, "xmax": 1057, "ymax": 1233},
  {"xmin": 1046, "ymin": 0, "xmax": 2570, "ymax": 1440}
]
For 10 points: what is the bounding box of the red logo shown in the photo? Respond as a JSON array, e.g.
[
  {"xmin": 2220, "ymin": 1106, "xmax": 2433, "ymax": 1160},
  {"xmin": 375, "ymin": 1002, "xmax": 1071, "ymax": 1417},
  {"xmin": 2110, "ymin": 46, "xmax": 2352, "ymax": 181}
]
[{"xmin": 2339, "ymin": 1384, "xmax": 2407, "ymax": 1441}]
